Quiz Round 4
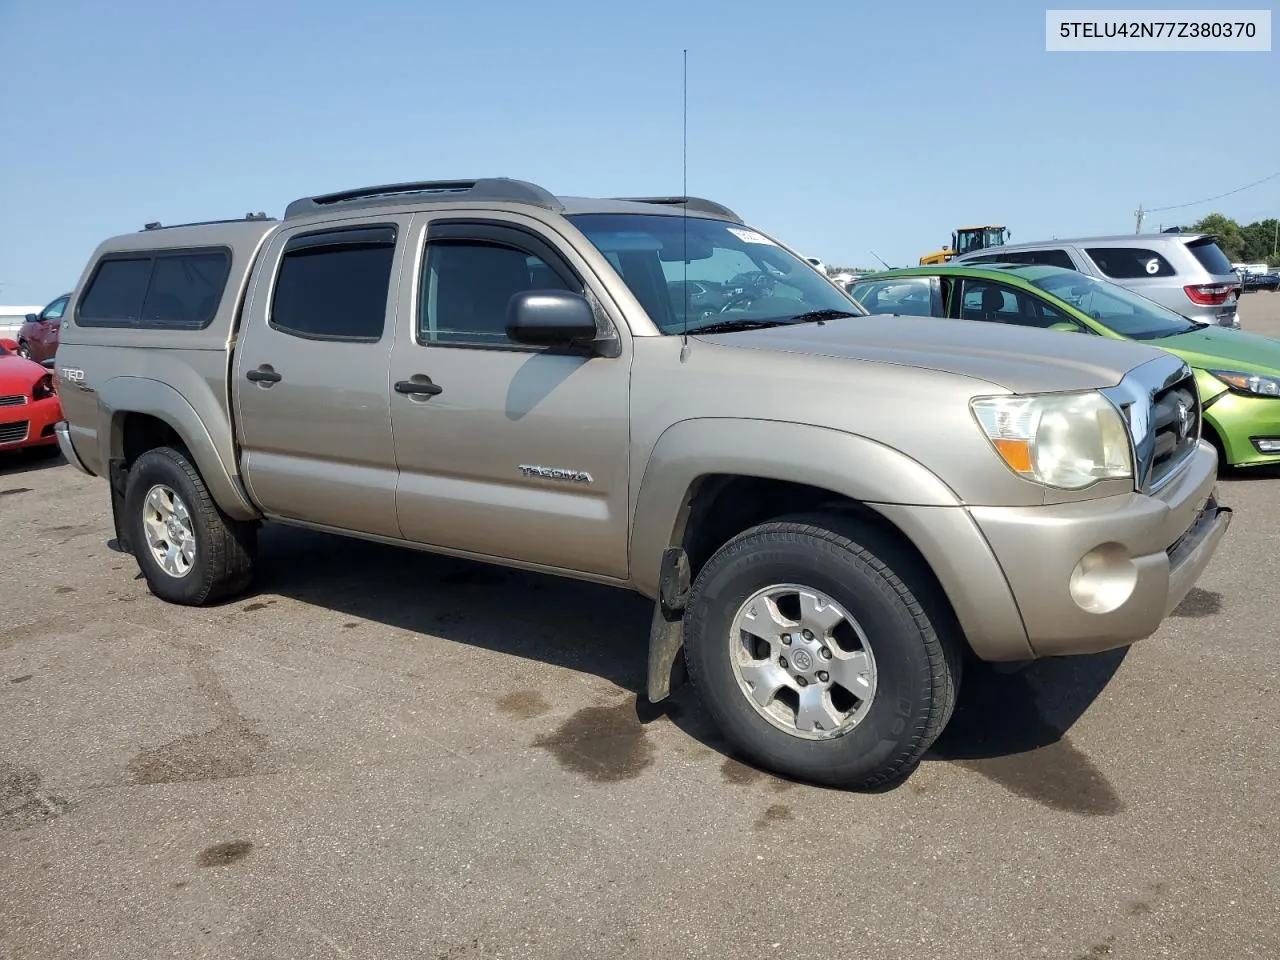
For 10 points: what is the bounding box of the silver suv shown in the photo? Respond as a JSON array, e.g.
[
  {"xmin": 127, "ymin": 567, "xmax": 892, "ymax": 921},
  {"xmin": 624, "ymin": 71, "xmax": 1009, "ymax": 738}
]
[{"xmin": 955, "ymin": 232, "xmax": 1241, "ymax": 328}]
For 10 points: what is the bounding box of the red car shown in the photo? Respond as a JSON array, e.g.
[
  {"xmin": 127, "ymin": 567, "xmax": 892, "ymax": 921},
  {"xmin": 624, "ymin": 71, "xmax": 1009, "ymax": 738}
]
[
  {"xmin": 0, "ymin": 338, "xmax": 62, "ymax": 458},
  {"xmin": 16, "ymin": 292, "xmax": 70, "ymax": 363}
]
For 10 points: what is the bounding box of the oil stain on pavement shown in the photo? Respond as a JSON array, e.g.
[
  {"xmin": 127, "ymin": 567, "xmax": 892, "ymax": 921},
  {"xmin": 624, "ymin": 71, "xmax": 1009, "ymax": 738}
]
[
  {"xmin": 127, "ymin": 640, "xmax": 268, "ymax": 786},
  {"xmin": 0, "ymin": 765, "xmax": 70, "ymax": 832},
  {"xmin": 197, "ymin": 839, "xmax": 253, "ymax": 867},
  {"xmin": 533, "ymin": 699, "xmax": 654, "ymax": 782},
  {"xmin": 1172, "ymin": 587, "xmax": 1222, "ymax": 617},
  {"xmin": 497, "ymin": 690, "xmax": 551, "ymax": 720}
]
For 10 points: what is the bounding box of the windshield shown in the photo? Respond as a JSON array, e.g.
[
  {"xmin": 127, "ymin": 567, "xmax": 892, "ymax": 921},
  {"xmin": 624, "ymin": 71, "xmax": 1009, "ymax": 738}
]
[
  {"xmin": 567, "ymin": 213, "xmax": 865, "ymax": 335},
  {"xmin": 1030, "ymin": 271, "xmax": 1199, "ymax": 339}
]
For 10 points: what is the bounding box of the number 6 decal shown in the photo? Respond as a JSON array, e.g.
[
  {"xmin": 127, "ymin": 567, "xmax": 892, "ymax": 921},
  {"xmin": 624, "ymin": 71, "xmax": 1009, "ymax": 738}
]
[{"xmin": 1145, "ymin": 258, "xmax": 1160, "ymax": 275}]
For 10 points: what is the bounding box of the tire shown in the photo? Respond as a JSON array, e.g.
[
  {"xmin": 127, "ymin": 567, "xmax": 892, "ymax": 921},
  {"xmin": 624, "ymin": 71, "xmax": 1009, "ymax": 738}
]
[
  {"xmin": 123, "ymin": 446, "xmax": 256, "ymax": 605},
  {"xmin": 16, "ymin": 341, "xmax": 32, "ymax": 360},
  {"xmin": 682, "ymin": 513, "xmax": 961, "ymax": 789}
]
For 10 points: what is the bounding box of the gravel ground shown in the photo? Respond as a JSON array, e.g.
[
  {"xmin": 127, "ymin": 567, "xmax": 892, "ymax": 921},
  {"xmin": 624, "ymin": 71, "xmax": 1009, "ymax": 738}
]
[{"xmin": 3, "ymin": 292, "xmax": 1280, "ymax": 960}]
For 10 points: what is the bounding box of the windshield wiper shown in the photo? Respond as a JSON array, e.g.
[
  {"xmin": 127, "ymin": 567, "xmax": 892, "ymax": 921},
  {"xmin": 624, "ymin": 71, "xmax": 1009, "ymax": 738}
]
[
  {"xmin": 687, "ymin": 318, "xmax": 796, "ymax": 335},
  {"xmin": 786, "ymin": 309, "xmax": 862, "ymax": 323},
  {"xmin": 689, "ymin": 310, "xmax": 862, "ymax": 336}
]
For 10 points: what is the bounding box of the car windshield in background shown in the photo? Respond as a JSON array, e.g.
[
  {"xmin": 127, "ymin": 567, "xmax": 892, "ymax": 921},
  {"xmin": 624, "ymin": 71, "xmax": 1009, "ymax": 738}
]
[
  {"xmin": 1030, "ymin": 271, "xmax": 1199, "ymax": 339},
  {"xmin": 567, "ymin": 213, "xmax": 864, "ymax": 335}
]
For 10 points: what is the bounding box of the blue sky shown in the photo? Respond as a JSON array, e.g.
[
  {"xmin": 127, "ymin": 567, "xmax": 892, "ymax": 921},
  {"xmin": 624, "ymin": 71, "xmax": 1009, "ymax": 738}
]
[{"xmin": 1, "ymin": 0, "xmax": 1276, "ymax": 303}]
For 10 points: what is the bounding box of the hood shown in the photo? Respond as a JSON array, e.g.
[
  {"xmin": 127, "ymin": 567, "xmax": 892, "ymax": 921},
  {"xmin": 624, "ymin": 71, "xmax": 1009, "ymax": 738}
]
[
  {"xmin": 1158, "ymin": 326, "xmax": 1280, "ymax": 375},
  {"xmin": 696, "ymin": 314, "xmax": 1168, "ymax": 394},
  {"xmin": 0, "ymin": 353, "xmax": 48, "ymax": 392}
]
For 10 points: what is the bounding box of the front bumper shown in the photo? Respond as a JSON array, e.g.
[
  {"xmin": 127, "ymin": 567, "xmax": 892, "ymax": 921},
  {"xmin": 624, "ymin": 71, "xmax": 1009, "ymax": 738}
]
[
  {"xmin": 1203, "ymin": 391, "xmax": 1280, "ymax": 468},
  {"xmin": 0, "ymin": 396, "xmax": 61, "ymax": 451},
  {"xmin": 969, "ymin": 441, "xmax": 1231, "ymax": 657},
  {"xmin": 55, "ymin": 420, "xmax": 95, "ymax": 475}
]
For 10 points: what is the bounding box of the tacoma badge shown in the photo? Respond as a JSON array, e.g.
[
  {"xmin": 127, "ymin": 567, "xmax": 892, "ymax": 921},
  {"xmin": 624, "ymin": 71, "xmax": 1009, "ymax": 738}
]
[{"xmin": 519, "ymin": 464, "xmax": 593, "ymax": 483}]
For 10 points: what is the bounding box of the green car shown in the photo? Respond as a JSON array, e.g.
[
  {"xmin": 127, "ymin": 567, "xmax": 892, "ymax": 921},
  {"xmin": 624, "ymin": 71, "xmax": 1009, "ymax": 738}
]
[{"xmin": 848, "ymin": 263, "xmax": 1280, "ymax": 468}]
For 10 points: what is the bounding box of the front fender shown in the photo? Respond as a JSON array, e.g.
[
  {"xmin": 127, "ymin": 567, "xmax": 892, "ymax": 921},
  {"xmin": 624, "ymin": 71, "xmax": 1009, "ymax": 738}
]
[
  {"xmin": 629, "ymin": 418, "xmax": 962, "ymax": 594},
  {"xmin": 99, "ymin": 376, "xmax": 259, "ymax": 520},
  {"xmin": 628, "ymin": 417, "xmax": 1032, "ymax": 661}
]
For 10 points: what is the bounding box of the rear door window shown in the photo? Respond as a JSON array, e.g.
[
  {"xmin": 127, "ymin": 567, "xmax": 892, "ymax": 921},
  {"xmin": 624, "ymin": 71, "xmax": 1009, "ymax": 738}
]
[
  {"xmin": 1085, "ymin": 247, "xmax": 1176, "ymax": 278},
  {"xmin": 270, "ymin": 227, "xmax": 397, "ymax": 341}
]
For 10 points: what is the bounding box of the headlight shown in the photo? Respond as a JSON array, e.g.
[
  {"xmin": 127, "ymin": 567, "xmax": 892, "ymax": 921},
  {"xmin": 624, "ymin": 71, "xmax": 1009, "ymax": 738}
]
[
  {"xmin": 971, "ymin": 392, "xmax": 1133, "ymax": 490},
  {"xmin": 1208, "ymin": 369, "xmax": 1280, "ymax": 397}
]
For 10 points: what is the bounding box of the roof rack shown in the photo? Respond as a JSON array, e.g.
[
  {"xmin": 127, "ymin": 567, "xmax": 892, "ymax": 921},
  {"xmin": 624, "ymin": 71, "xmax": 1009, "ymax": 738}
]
[
  {"xmin": 610, "ymin": 196, "xmax": 743, "ymax": 224},
  {"xmin": 141, "ymin": 212, "xmax": 273, "ymax": 232},
  {"xmin": 283, "ymin": 178, "xmax": 563, "ymax": 220}
]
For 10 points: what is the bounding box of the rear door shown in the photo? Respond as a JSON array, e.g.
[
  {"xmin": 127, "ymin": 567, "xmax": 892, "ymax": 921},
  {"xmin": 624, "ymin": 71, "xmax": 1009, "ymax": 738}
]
[
  {"xmin": 234, "ymin": 218, "xmax": 410, "ymax": 538},
  {"xmin": 387, "ymin": 213, "xmax": 632, "ymax": 578}
]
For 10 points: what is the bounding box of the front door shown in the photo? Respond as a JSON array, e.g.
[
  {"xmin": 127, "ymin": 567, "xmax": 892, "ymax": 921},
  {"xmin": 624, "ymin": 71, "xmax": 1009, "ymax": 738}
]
[
  {"xmin": 234, "ymin": 219, "xmax": 409, "ymax": 538},
  {"xmin": 389, "ymin": 215, "xmax": 632, "ymax": 578}
]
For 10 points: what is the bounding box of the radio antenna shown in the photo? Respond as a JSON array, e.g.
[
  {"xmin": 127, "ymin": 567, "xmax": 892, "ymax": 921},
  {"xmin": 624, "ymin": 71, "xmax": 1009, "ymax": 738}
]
[
  {"xmin": 870, "ymin": 249, "xmax": 891, "ymax": 270},
  {"xmin": 680, "ymin": 47, "xmax": 691, "ymax": 361}
]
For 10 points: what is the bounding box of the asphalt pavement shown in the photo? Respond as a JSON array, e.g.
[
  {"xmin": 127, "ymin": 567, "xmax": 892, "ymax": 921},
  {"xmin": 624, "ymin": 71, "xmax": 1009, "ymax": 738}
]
[{"xmin": 4, "ymin": 295, "xmax": 1280, "ymax": 960}]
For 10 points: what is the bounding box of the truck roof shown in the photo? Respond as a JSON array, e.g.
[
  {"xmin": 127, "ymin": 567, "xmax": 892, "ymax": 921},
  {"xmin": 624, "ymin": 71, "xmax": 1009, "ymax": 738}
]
[{"xmin": 96, "ymin": 179, "xmax": 746, "ymax": 252}]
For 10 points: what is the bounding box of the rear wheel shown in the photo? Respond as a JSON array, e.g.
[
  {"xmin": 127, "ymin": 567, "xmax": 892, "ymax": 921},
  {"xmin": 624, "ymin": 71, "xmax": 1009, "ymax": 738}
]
[
  {"xmin": 124, "ymin": 446, "xmax": 256, "ymax": 605},
  {"xmin": 682, "ymin": 513, "xmax": 961, "ymax": 789}
]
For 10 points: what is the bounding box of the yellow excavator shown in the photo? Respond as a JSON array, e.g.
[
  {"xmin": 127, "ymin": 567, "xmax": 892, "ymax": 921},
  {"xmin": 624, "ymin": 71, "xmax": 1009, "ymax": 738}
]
[{"xmin": 920, "ymin": 225, "xmax": 1010, "ymax": 265}]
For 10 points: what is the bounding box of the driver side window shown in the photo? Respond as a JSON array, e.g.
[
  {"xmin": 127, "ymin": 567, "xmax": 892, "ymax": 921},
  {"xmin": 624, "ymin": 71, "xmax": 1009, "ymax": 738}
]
[
  {"xmin": 957, "ymin": 279, "xmax": 1085, "ymax": 332},
  {"xmin": 43, "ymin": 297, "xmax": 68, "ymax": 320}
]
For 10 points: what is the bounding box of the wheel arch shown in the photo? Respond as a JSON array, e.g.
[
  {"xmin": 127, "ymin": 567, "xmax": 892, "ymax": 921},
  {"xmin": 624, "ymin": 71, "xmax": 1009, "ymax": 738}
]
[
  {"xmin": 100, "ymin": 377, "xmax": 258, "ymax": 521},
  {"xmin": 632, "ymin": 419, "xmax": 1032, "ymax": 703}
]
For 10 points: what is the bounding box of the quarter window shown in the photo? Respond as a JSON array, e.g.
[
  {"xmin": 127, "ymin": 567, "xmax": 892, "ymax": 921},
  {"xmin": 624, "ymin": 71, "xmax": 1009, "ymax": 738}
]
[
  {"xmin": 270, "ymin": 226, "xmax": 397, "ymax": 341},
  {"xmin": 419, "ymin": 239, "xmax": 577, "ymax": 346},
  {"xmin": 1085, "ymin": 247, "xmax": 1176, "ymax": 279},
  {"xmin": 77, "ymin": 249, "xmax": 231, "ymax": 329}
]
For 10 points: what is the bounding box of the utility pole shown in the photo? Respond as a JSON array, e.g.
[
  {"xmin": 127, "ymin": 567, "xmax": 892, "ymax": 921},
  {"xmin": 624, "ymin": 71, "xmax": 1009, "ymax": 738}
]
[{"xmin": 1134, "ymin": 203, "xmax": 1146, "ymax": 234}]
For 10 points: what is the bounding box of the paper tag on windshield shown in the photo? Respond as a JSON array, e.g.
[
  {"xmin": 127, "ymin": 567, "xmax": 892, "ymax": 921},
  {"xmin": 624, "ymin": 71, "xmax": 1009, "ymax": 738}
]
[{"xmin": 727, "ymin": 227, "xmax": 775, "ymax": 245}]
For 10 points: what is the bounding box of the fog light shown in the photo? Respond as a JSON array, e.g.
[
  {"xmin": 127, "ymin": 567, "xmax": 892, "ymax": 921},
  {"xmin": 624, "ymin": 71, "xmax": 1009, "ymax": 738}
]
[
  {"xmin": 1252, "ymin": 437, "xmax": 1280, "ymax": 454},
  {"xmin": 1069, "ymin": 543, "xmax": 1138, "ymax": 614}
]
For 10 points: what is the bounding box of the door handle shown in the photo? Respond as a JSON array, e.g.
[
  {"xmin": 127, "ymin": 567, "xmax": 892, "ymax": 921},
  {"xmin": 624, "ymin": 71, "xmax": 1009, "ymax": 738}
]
[
  {"xmin": 394, "ymin": 377, "xmax": 443, "ymax": 397},
  {"xmin": 246, "ymin": 366, "xmax": 282, "ymax": 384}
]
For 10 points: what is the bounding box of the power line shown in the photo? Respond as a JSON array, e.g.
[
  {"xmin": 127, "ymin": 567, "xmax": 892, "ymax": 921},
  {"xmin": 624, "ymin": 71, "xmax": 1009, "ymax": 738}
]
[{"xmin": 1146, "ymin": 168, "xmax": 1280, "ymax": 214}]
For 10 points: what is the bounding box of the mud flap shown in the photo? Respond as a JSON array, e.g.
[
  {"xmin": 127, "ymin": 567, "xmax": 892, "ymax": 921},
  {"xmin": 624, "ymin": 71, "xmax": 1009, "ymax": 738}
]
[
  {"xmin": 108, "ymin": 458, "xmax": 133, "ymax": 555},
  {"xmin": 646, "ymin": 547, "xmax": 691, "ymax": 703}
]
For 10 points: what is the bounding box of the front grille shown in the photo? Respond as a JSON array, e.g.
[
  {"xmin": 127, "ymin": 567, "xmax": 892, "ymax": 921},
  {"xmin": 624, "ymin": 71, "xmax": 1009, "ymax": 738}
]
[
  {"xmin": 1148, "ymin": 374, "xmax": 1200, "ymax": 489},
  {"xmin": 0, "ymin": 421, "xmax": 30, "ymax": 444},
  {"xmin": 0, "ymin": 395, "xmax": 26, "ymax": 407}
]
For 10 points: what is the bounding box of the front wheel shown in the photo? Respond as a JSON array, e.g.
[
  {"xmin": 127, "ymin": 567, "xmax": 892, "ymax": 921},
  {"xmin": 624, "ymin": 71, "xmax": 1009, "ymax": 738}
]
[
  {"xmin": 682, "ymin": 514, "xmax": 961, "ymax": 789},
  {"xmin": 16, "ymin": 341, "xmax": 32, "ymax": 360},
  {"xmin": 124, "ymin": 446, "xmax": 257, "ymax": 605}
]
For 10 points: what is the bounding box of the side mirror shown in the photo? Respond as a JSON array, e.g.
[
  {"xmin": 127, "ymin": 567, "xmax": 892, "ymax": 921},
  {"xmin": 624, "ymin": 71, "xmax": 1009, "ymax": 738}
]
[
  {"xmin": 25, "ymin": 313, "xmax": 38, "ymax": 323},
  {"xmin": 506, "ymin": 290, "xmax": 599, "ymax": 349}
]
